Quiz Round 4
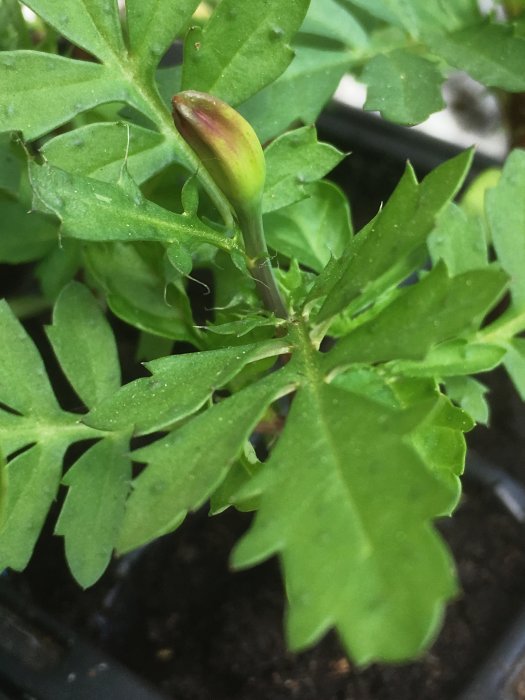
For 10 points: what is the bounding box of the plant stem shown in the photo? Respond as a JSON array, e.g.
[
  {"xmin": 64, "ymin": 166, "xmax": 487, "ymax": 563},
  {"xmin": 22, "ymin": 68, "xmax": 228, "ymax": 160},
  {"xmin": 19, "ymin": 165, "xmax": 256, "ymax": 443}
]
[{"xmin": 237, "ymin": 205, "xmax": 288, "ymax": 319}]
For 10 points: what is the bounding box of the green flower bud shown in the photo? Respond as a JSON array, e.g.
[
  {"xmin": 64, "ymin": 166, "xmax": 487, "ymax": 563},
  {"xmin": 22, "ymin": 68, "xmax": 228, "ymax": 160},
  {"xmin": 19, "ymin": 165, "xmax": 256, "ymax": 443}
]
[{"xmin": 172, "ymin": 90, "xmax": 265, "ymax": 213}]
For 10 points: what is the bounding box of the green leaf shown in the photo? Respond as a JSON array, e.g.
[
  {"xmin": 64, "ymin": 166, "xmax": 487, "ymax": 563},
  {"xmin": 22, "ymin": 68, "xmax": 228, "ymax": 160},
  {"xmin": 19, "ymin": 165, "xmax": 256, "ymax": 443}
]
[
  {"xmin": 362, "ymin": 49, "xmax": 444, "ymax": 125},
  {"xmin": 29, "ymin": 161, "xmax": 233, "ymax": 252},
  {"xmin": 182, "ymin": 0, "xmax": 310, "ymax": 105},
  {"xmin": 239, "ymin": 42, "xmax": 349, "ymax": 143},
  {"xmin": 265, "ymin": 181, "xmax": 352, "ymax": 272},
  {"xmin": 0, "ymin": 132, "xmax": 24, "ymax": 196},
  {"xmin": 0, "ymin": 52, "xmax": 128, "ymax": 140},
  {"xmin": 36, "ymin": 240, "xmax": 81, "ymax": 301},
  {"xmin": 42, "ymin": 123, "xmax": 175, "ymax": 186},
  {"xmin": 324, "ymin": 263, "xmax": 508, "ymax": 371},
  {"xmin": 317, "ymin": 149, "xmax": 474, "ymax": 322},
  {"xmin": 262, "ymin": 126, "xmax": 344, "ymax": 213},
  {"xmin": 0, "ymin": 300, "xmax": 59, "ymax": 415},
  {"xmin": 84, "ymin": 242, "xmax": 200, "ymax": 343},
  {"xmin": 503, "ymin": 338, "xmax": 525, "ymax": 401},
  {"xmin": 445, "ymin": 376, "xmax": 489, "ymax": 425},
  {"xmin": 0, "ymin": 0, "xmax": 30, "ymax": 50},
  {"xmin": 301, "ymin": 0, "xmax": 369, "ymax": 48},
  {"xmin": 85, "ymin": 339, "xmax": 289, "ymax": 435},
  {"xmin": 233, "ymin": 384, "xmax": 456, "ymax": 663},
  {"xmin": 387, "ymin": 340, "xmax": 506, "ymax": 378},
  {"xmin": 486, "ymin": 150, "xmax": 525, "ymax": 309},
  {"xmin": 23, "ymin": 0, "xmax": 125, "ymax": 64},
  {"xmin": 0, "ymin": 193, "xmax": 57, "ymax": 263},
  {"xmin": 425, "ymin": 22, "xmax": 525, "ymax": 92},
  {"xmin": 117, "ymin": 370, "xmax": 296, "ymax": 553},
  {"xmin": 0, "ymin": 442, "xmax": 67, "ymax": 571},
  {"xmin": 428, "ymin": 203, "xmax": 487, "ymax": 275},
  {"xmin": 126, "ymin": 0, "xmax": 200, "ymax": 76},
  {"xmin": 55, "ymin": 435, "xmax": 131, "ymax": 588},
  {"xmin": 46, "ymin": 282, "xmax": 120, "ymax": 409}
]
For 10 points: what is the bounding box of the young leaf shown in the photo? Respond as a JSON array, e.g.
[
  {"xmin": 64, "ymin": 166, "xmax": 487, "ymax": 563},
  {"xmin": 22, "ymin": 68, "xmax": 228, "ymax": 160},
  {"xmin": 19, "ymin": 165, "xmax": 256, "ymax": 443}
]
[
  {"xmin": 362, "ymin": 49, "xmax": 444, "ymax": 125},
  {"xmin": 46, "ymin": 282, "xmax": 121, "ymax": 409},
  {"xmin": 42, "ymin": 123, "xmax": 175, "ymax": 186},
  {"xmin": 117, "ymin": 370, "xmax": 297, "ymax": 553},
  {"xmin": 182, "ymin": 0, "xmax": 310, "ymax": 106},
  {"xmin": 324, "ymin": 263, "xmax": 508, "ymax": 370},
  {"xmin": 126, "ymin": 0, "xmax": 200, "ymax": 76},
  {"xmin": 0, "ymin": 52, "xmax": 128, "ymax": 140},
  {"xmin": 85, "ymin": 339, "xmax": 289, "ymax": 435},
  {"xmin": 486, "ymin": 149, "xmax": 525, "ymax": 309},
  {"xmin": 428, "ymin": 202, "xmax": 487, "ymax": 275},
  {"xmin": 446, "ymin": 376, "xmax": 489, "ymax": 425},
  {"xmin": 316, "ymin": 149, "xmax": 474, "ymax": 322},
  {"xmin": 265, "ymin": 181, "xmax": 352, "ymax": 272},
  {"xmin": 23, "ymin": 0, "xmax": 125, "ymax": 64},
  {"xmin": 55, "ymin": 435, "xmax": 131, "ymax": 588},
  {"xmin": 233, "ymin": 384, "xmax": 456, "ymax": 663},
  {"xmin": 301, "ymin": 0, "xmax": 369, "ymax": 48},
  {"xmin": 503, "ymin": 338, "xmax": 525, "ymax": 401},
  {"xmin": 262, "ymin": 126, "xmax": 345, "ymax": 214}
]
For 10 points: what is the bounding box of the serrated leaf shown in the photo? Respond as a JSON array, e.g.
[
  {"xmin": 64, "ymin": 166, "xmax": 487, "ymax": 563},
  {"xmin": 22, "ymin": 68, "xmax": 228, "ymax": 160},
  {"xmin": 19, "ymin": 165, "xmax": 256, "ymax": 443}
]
[
  {"xmin": 239, "ymin": 42, "xmax": 349, "ymax": 143},
  {"xmin": 117, "ymin": 370, "xmax": 296, "ymax": 553},
  {"xmin": 428, "ymin": 202, "xmax": 487, "ymax": 275},
  {"xmin": 182, "ymin": 0, "xmax": 310, "ymax": 105},
  {"xmin": 387, "ymin": 340, "xmax": 505, "ymax": 378},
  {"xmin": 23, "ymin": 0, "xmax": 125, "ymax": 64},
  {"xmin": 46, "ymin": 282, "xmax": 120, "ymax": 409},
  {"xmin": 0, "ymin": 442, "xmax": 67, "ymax": 571},
  {"xmin": 0, "ymin": 52, "xmax": 128, "ymax": 140},
  {"xmin": 486, "ymin": 150, "xmax": 525, "ymax": 309},
  {"xmin": 233, "ymin": 384, "xmax": 456, "ymax": 663},
  {"xmin": 425, "ymin": 22, "xmax": 525, "ymax": 92},
  {"xmin": 262, "ymin": 126, "xmax": 345, "ymax": 213},
  {"xmin": 0, "ymin": 193, "xmax": 57, "ymax": 263},
  {"xmin": 317, "ymin": 149, "xmax": 474, "ymax": 322},
  {"xmin": 362, "ymin": 49, "xmax": 444, "ymax": 125},
  {"xmin": 445, "ymin": 376, "xmax": 489, "ymax": 425},
  {"xmin": 55, "ymin": 435, "xmax": 131, "ymax": 588},
  {"xmin": 0, "ymin": 300, "xmax": 59, "ymax": 415},
  {"xmin": 85, "ymin": 339, "xmax": 289, "ymax": 435},
  {"xmin": 42, "ymin": 123, "xmax": 175, "ymax": 186},
  {"xmin": 324, "ymin": 263, "xmax": 508, "ymax": 371},
  {"xmin": 28, "ymin": 161, "xmax": 232, "ymax": 251},
  {"xmin": 126, "ymin": 0, "xmax": 199, "ymax": 76},
  {"xmin": 265, "ymin": 181, "xmax": 352, "ymax": 272}
]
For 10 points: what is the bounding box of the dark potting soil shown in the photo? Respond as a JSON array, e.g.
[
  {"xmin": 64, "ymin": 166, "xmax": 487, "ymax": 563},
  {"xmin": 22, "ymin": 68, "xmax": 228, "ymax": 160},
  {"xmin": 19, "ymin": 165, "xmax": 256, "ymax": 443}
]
[{"xmin": 10, "ymin": 454, "xmax": 525, "ymax": 700}]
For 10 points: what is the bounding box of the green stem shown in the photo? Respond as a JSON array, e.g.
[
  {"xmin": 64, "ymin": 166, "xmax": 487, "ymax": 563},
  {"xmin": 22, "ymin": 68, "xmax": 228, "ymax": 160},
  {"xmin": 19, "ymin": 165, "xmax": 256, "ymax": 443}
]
[{"xmin": 237, "ymin": 204, "xmax": 288, "ymax": 319}]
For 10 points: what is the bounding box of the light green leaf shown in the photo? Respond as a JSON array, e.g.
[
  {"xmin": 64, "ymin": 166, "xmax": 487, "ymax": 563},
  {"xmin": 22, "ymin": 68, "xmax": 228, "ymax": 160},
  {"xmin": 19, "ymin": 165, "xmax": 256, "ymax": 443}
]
[
  {"xmin": 46, "ymin": 282, "xmax": 120, "ymax": 409},
  {"xmin": 182, "ymin": 0, "xmax": 310, "ymax": 105},
  {"xmin": 117, "ymin": 370, "xmax": 296, "ymax": 553},
  {"xmin": 363, "ymin": 49, "xmax": 444, "ymax": 125},
  {"xmin": 55, "ymin": 435, "xmax": 131, "ymax": 588},
  {"xmin": 486, "ymin": 150, "xmax": 525, "ymax": 308},
  {"xmin": 503, "ymin": 338, "xmax": 525, "ymax": 401},
  {"xmin": 0, "ymin": 193, "xmax": 57, "ymax": 263},
  {"xmin": 0, "ymin": 442, "xmax": 67, "ymax": 571},
  {"xmin": 265, "ymin": 181, "xmax": 352, "ymax": 272},
  {"xmin": 317, "ymin": 149, "xmax": 474, "ymax": 322},
  {"xmin": 324, "ymin": 263, "xmax": 508, "ymax": 371},
  {"xmin": 428, "ymin": 203, "xmax": 487, "ymax": 275},
  {"xmin": 23, "ymin": 0, "xmax": 125, "ymax": 64},
  {"xmin": 0, "ymin": 300, "xmax": 59, "ymax": 415},
  {"xmin": 233, "ymin": 384, "xmax": 456, "ymax": 663},
  {"xmin": 263, "ymin": 126, "xmax": 345, "ymax": 214},
  {"xmin": 0, "ymin": 52, "xmax": 128, "ymax": 140},
  {"xmin": 42, "ymin": 123, "xmax": 175, "ymax": 186},
  {"xmin": 388, "ymin": 340, "xmax": 505, "ymax": 378},
  {"xmin": 445, "ymin": 376, "xmax": 489, "ymax": 425},
  {"xmin": 85, "ymin": 339, "xmax": 289, "ymax": 435},
  {"xmin": 301, "ymin": 0, "xmax": 369, "ymax": 48},
  {"xmin": 239, "ymin": 42, "xmax": 349, "ymax": 143},
  {"xmin": 29, "ymin": 161, "xmax": 233, "ymax": 251},
  {"xmin": 425, "ymin": 22, "xmax": 525, "ymax": 92},
  {"xmin": 126, "ymin": 0, "xmax": 199, "ymax": 76}
]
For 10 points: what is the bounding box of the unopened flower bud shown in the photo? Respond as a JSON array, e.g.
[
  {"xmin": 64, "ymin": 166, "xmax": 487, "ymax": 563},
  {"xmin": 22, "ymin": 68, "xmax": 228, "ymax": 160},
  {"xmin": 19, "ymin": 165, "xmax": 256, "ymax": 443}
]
[{"xmin": 172, "ymin": 90, "xmax": 265, "ymax": 214}]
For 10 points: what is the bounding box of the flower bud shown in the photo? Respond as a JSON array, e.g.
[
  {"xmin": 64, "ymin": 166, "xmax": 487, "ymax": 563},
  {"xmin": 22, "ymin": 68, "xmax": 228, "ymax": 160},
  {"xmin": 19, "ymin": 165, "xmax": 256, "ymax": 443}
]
[{"xmin": 172, "ymin": 90, "xmax": 265, "ymax": 214}]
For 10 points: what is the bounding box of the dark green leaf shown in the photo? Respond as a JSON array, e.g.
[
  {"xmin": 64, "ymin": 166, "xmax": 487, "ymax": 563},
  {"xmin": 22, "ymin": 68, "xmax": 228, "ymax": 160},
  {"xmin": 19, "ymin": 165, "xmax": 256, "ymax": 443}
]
[
  {"xmin": 55, "ymin": 435, "xmax": 131, "ymax": 587},
  {"xmin": 182, "ymin": 0, "xmax": 310, "ymax": 105},
  {"xmin": 0, "ymin": 0, "xmax": 30, "ymax": 50},
  {"xmin": 46, "ymin": 282, "xmax": 120, "ymax": 409},
  {"xmin": 0, "ymin": 193, "xmax": 57, "ymax": 263}
]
